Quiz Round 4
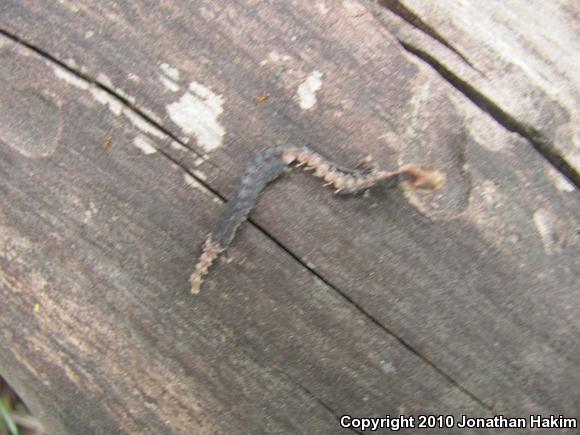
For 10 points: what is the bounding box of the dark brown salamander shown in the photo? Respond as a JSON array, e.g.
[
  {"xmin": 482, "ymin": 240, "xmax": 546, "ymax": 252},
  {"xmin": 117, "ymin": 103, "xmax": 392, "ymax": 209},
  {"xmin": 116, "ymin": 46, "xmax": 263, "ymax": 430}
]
[{"xmin": 191, "ymin": 144, "xmax": 445, "ymax": 293}]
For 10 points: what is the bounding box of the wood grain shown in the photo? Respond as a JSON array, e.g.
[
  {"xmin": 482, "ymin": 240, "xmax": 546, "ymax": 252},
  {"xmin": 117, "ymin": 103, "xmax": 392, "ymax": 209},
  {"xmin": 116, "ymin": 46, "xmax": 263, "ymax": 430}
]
[
  {"xmin": 372, "ymin": 0, "xmax": 580, "ymax": 185},
  {"xmin": 0, "ymin": 1, "xmax": 578, "ymax": 433}
]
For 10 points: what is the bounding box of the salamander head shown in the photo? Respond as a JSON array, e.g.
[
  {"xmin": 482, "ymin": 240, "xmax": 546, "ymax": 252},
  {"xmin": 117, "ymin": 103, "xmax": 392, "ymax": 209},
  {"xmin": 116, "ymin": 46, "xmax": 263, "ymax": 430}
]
[{"xmin": 399, "ymin": 166, "xmax": 446, "ymax": 191}]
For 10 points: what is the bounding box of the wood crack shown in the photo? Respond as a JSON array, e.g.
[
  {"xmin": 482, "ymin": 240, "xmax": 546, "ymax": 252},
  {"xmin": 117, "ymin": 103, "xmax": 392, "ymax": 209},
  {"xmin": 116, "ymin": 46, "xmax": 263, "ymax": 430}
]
[
  {"xmin": 259, "ymin": 361, "xmax": 363, "ymax": 434},
  {"xmin": 0, "ymin": 27, "xmax": 204, "ymax": 160},
  {"xmin": 376, "ymin": 0, "xmax": 480, "ymax": 72},
  {"xmin": 1, "ymin": 26, "xmax": 492, "ymax": 417},
  {"xmin": 253, "ymin": 221, "xmax": 494, "ymax": 413},
  {"xmin": 399, "ymin": 39, "xmax": 580, "ymax": 188}
]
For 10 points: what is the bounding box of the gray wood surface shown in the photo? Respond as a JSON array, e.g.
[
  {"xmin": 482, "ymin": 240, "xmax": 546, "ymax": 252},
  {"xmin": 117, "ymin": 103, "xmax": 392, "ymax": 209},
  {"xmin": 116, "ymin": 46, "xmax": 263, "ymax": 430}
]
[
  {"xmin": 373, "ymin": 0, "xmax": 580, "ymax": 186},
  {"xmin": 0, "ymin": 1, "xmax": 578, "ymax": 434}
]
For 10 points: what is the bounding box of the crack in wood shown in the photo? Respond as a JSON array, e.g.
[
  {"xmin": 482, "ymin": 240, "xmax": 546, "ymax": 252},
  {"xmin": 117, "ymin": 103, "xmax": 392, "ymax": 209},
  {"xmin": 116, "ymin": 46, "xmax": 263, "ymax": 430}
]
[
  {"xmin": 399, "ymin": 40, "xmax": 580, "ymax": 189},
  {"xmin": 0, "ymin": 27, "xmax": 205, "ymax": 160},
  {"xmin": 250, "ymin": 221, "xmax": 494, "ymax": 413},
  {"xmin": 376, "ymin": 0, "xmax": 481, "ymax": 73},
  {"xmin": 259, "ymin": 361, "xmax": 363, "ymax": 434},
  {"xmin": 0, "ymin": 26, "xmax": 492, "ymax": 417}
]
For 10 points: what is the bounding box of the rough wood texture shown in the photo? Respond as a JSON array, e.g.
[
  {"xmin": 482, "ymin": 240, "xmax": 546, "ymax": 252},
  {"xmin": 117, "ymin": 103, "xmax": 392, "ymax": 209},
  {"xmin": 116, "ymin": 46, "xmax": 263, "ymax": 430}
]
[
  {"xmin": 0, "ymin": 1, "xmax": 578, "ymax": 434},
  {"xmin": 373, "ymin": 0, "xmax": 580, "ymax": 186}
]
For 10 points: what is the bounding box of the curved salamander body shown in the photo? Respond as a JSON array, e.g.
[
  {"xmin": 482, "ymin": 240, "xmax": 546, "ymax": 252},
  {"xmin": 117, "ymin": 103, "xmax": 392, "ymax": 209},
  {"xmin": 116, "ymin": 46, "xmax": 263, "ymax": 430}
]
[{"xmin": 190, "ymin": 145, "xmax": 444, "ymax": 293}]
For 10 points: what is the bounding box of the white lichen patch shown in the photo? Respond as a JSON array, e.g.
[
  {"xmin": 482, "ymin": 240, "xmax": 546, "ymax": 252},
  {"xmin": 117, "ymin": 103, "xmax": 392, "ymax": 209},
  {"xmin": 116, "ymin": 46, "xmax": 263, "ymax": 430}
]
[
  {"xmin": 160, "ymin": 75, "xmax": 180, "ymax": 92},
  {"xmin": 139, "ymin": 107, "xmax": 163, "ymax": 125},
  {"xmin": 159, "ymin": 62, "xmax": 181, "ymax": 92},
  {"xmin": 160, "ymin": 62, "xmax": 180, "ymax": 81},
  {"xmin": 123, "ymin": 110, "xmax": 164, "ymax": 138},
  {"xmin": 53, "ymin": 65, "xmax": 89, "ymax": 90},
  {"xmin": 133, "ymin": 135, "xmax": 157, "ymax": 155},
  {"xmin": 166, "ymin": 81, "xmax": 225, "ymax": 152},
  {"xmin": 170, "ymin": 141, "xmax": 188, "ymax": 152},
  {"xmin": 297, "ymin": 70, "xmax": 323, "ymax": 110},
  {"xmin": 183, "ymin": 173, "xmax": 214, "ymax": 199},
  {"xmin": 545, "ymin": 164, "xmax": 575, "ymax": 192},
  {"xmin": 194, "ymin": 156, "xmax": 207, "ymax": 167},
  {"xmin": 115, "ymin": 87, "xmax": 136, "ymax": 104},
  {"xmin": 53, "ymin": 65, "xmax": 166, "ymax": 140},
  {"xmin": 183, "ymin": 170, "xmax": 211, "ymax": 195},
  {"xmin": 192, "ymin": 169, "xmax": 207, "ymax": 181},
  {"xmin": 90, "ymin": 87, "xmax": 123, "ymax": 116},
  {"xmin": 65, "ymin": 58, "xmax": 79, "ymax": 69},
  {"xmin": 96, "ymin": 73, "xmax": 136, "ymax": 104},
  {"xmin": 97, "ymin": 73, "xmax": 113, "ymax": 88},
  {"xmin": 533, "ymin": 208, "xmax": 562, "ymax": 254}
]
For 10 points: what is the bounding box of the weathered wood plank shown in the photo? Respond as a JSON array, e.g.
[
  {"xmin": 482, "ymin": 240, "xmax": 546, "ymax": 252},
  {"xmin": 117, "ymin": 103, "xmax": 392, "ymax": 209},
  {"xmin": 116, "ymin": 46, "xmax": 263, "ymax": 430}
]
[
  {"xmin": 1, "ymin": 0, "xmax": 579, "ymax": 432},
  {"xmin": 372, "ymin": 0, "xmax": 580, "ymax": 184},
  {"xmin": 0, "ymin": 34, "xmax": 487, "ymax": 434}
]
